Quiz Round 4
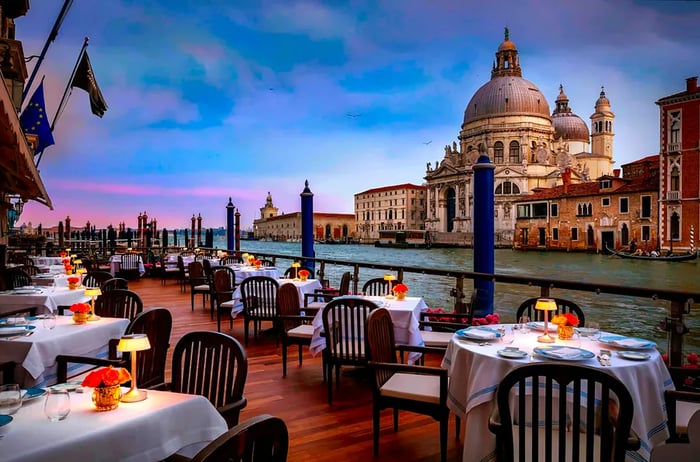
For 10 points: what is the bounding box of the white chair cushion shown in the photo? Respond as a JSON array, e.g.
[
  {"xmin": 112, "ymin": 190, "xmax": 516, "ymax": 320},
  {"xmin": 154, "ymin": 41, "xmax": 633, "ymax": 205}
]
[
  {"xmin": 677, "ymin": 401, "xmax": 700, "ymax": 434},
  {"xmin": 420, "ymin": 330, "xmax": 453, "ymax": 347},
  {"xmin": 220, "ymin": 300, "xmax": 236, "ymax": 308},
  {"xmin": 287, "ymin": 324, "xmax": 314, "ymax": 339},
  {"xmin": 194, "ymin": 284, "xmax": 210, "ymax": 291},
  {"xmin": 380, "ymin": 372, "xmax": 440, "ymax": 404}
]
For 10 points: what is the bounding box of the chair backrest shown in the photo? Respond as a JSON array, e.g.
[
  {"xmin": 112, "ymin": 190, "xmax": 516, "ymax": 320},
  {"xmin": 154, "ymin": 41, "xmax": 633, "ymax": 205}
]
[
  {"xmin": 120, "ymin": 253, "xmax": 141, "ymax": 269},
  {"xmin": 365, "ymin": 308, "xmax": 397, "ymax": 388},
  {"xmin": 94, "ymin": 289, "xmax": 143, "ymax": 321},
  {"xmin": 277, "ymin": 283, "xmax": 302, "ymax": 332},
  {"xmin": 338, "ymin": 272, "xmax": 352, "ymax": 295},
  {"xmin": 202, "ymin": 258, "xmax": 213, "ymax": 278},
  {"xmin": 83, "ymin": 271, "xmax": 114, "ymax": 289},
  {"xmin": 494, "ymin": 363, "xmax": 634, "ymax": 462},
  {"xmin": 221, "ymin": 255, "xmax": 242, "ymax": 265},
  {"xmin": 190, "ymin": 414, "xmax": 289, "ymax": 462},
  {"xmin": 322, "ymin": 297, "xmax": 379, "ymax": 363},
  {"xmin": 516, "ymin": 297, "xmax": 586, "ymax": 326},
  {"xmin": 283, "ymin": 266, "xmax": 314, "ymax": 279},
  {"xmin": 124, "ymin": 307, "xmax": 172, "ymax": 389},
  {"xmin": 260, "ymin": 258, "xmax": 274, "ymax": 267},
  {"xmin": 20, "ymin": 264, "xmax": 40, "ymax": 276},
  {"xmin": 240, "ymin": 276, "xmax": 279, "ymax": 318},
  {"xmin": 362, "ymin": 277, "xmax": 391, "ymax": 296},
  {"xmin": 188, "ymin": 261, "xmax": 205, "ymax": 280},
  {"xmin": 213, "ymin": 267, "xmax": 236, "ymax": 305},
  {"xmin": 171, "ymin": 331, "xmax": 248, "ymax": 428},
  {"xmin": 4, "ymin": 268, "xmax": 32, "ymax": 289},
  {"xmin": 102, "ymin": 277, "xmax": 129, "ymax": 292}
]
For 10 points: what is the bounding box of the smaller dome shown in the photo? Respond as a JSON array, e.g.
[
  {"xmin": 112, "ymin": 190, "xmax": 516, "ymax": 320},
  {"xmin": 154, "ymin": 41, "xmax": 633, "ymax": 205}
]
[
  {"xmin": 553, "ymin": 113, "xmax": 590, "ymax": 142},
  {"xmin": 498, "ymin": 39, "xmax": 517, "ymax": 52},
  {"xmin": 595, "ymin": 88, "xmax": 610, "ymax": 107}
]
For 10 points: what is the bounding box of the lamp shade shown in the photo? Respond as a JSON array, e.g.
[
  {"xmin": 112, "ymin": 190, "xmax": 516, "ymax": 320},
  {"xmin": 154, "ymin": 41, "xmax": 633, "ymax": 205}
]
[
  {"xmin": 383, "ymin": 274, "xmax": 395, "ymax": 281},
  {"xmin": 84, "ymin": 287, "xmax": 102, "ymax": 297},
  {"xmin": 535, "ymin": 298, "xmax": 557, "ymax": 311},
  {"xmin": 117, "ymin": 334, "xmax": 151, "ymax": 353},
  {"xmin": 292, "ymin": 262, "xmax": 301, "ymax": 268},
  {"xmin": 72, "ymin": 259, "xmax": 82, "ymax": 265}
]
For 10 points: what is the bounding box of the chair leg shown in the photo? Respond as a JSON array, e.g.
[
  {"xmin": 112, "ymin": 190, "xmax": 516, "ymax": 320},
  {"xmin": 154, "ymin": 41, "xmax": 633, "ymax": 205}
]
[
  {"xmin": 393, "ymin": 408, "xmax": 399, "ymax": 432},
  {"xmin": 455, "ymin": 415, "xmax": 461, "ymax": 440},
  {"xmin": 244, "ymin": 318, "xmax": 249, "ymax": 346},
  {"xmin": 282, "ymin": 343, "xmax": 288, "ymax": 377},
  {"xmin": 190, "ymin": 290, "xmax": 195, "ymax": 311},
  {"xmin": 216, "ymin": 309, "xmax": 221, "ymax": 332},
  {"xmin": 298, "ymin": 344, "xmax": 303, "ymax": 366},
  {"xmin": 327, "ymin": 363, "xmax": 333, "ymax": 405},
  {"xmin": 373, "ymin": 402, "xmax": 380, "ymax": 457},
  {"xmin": 440, "ymin": 414, "xmax": 448, "ymax": 462}
]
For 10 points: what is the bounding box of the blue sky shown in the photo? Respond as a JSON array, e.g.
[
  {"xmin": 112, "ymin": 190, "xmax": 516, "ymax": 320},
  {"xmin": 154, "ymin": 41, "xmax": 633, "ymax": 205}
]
[{"xmin": 16, "ymin": 0, "xmax": 700, "ymax": 230}]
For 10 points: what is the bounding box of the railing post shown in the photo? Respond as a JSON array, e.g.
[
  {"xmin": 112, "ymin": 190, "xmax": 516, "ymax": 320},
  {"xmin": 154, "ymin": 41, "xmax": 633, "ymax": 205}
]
[
  {"xmin": 540, "ymin": 286, "xmax": 550, "ymax": 298},
  {"xmin": 669, "ymin": 299, "xmax": 685, "ymax": 367},
  {"xmin": 352, "ymin": 264, "xmax": 360, "ymax": 294},
  {"xmin": 454, "ymin": 277, "xmax": 466, "ymax": 313}
]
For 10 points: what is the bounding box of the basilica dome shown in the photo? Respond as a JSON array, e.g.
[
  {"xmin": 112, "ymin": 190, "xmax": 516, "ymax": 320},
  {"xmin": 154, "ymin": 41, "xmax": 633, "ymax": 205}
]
[
  {"xmin": 463, "ymin": 76, "xmax": 551, "ymax": 124},
  {"xmin": 551, "ymin": 84, "xmax": 589, "ymax": 142}
]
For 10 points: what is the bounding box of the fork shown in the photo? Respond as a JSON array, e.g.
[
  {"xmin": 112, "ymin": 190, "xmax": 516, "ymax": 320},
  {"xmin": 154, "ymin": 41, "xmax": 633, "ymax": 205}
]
[{"xmin": 6, "ymin": 331, "xmax": 34, "ymax": 341}]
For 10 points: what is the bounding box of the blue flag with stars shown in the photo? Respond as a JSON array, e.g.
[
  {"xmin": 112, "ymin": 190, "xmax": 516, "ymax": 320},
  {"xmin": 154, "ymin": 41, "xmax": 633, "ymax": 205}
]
[{"xmin": 20, "ymin": 81, "xmax": 55, "ymax": 156}]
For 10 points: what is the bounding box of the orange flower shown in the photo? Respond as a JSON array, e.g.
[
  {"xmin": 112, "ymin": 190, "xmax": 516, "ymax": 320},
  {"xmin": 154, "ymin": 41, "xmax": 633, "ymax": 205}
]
[
  {"xmin": 298, "ymin": 269, "xmax": 310, "ymax": 277},
  {"xmin": 393, "ymin": 283, "xmax": 409, "ymax": 293},
  {"xmin": 551, "ymin": 313, "xmax": 579, "ymax": 327},
  {"xmin": 67, "ymin": 276, "xmax": 80, "ymax": 284},
  {"xmin": 82, "ymin": 366, "xmax": 132, "ymax": 388},
  {"xmin": 70, "ymin": 302, "xmax": 91, "ymax": 313},
  {"xmin": 254, "ymin": 259, "xmax": 262, "ymax": 266}
]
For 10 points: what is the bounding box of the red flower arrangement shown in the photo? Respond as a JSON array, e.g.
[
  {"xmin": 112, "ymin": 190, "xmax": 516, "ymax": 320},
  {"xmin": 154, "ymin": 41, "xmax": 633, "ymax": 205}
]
[
  {"xmin": 392, "ymin": 283, "xmax": 409, "ymax": 294},
  {"xmin": 82, "ymin": 366, "xmax": 131, "ymax": 388},
  {"xmin": 61, "ymin": 258, "xmax": 70, "ymax": 265},
  {"xmin": 298, "ymin": 269, "xmax": 310, "ymax": 278},
  {"xmin": 67, "ymin": 276, "xmax": 80, "ymax": 285},
  {"xmin": 59, "ymin": 251, "xmax": 67, "ymax": 258},
  {"xmin": 424, "ymin": 307, "xmax": 500, "ymax": 325},
  {"xmin": 70, "ymin": 302, "xmax": 91, "ymax": 314},
  {"xmin": 550, "ymin": 313, "xmax": 580, "ymax": 327}
]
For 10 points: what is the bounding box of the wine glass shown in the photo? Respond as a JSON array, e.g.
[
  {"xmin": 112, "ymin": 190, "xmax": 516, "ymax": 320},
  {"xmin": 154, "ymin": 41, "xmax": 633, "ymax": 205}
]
[
  {"xmin": 499, "ymin": 326, "xmax": 515, "ymax": 345},
  {"xmin": 585, "ymin": 322, "xmax": 601, "ymax": 342},
  {"xmin": 517, "ymin": 316, "xmax": 531, "ymax": 333},
  {"xmin": 44, "ymin": 389, "xmax": 71, "ymax": 422},
  {"xmin": 43, "ymin": 313, "xmax": 57, "ymax": 330},
  {"xmin": 0, "ymin": 384, "xmax": 22, "ymax": 415}
]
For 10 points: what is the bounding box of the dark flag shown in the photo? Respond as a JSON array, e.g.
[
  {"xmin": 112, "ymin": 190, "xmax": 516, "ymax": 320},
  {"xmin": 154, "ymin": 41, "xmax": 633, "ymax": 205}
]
[
  {"xmin": 19, "ymin": 81, "xmax": 55, "ymax": 155},
  {"xmin": 70, "ymin": 51, "xmax": 108, "ymax": 117}
]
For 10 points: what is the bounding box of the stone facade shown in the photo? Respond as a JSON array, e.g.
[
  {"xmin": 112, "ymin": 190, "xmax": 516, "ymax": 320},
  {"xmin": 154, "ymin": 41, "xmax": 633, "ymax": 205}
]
[
  {"xmin": 354, "ymin": 183, "xmax": 427, "ymax": 243},
  {"xmin": 656, "ymin": 77, "xmax": 700, "ymax": 253}
]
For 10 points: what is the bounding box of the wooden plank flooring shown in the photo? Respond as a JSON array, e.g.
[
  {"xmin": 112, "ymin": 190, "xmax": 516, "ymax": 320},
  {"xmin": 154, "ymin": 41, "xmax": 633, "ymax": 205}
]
[{"xmin": 128, "ymin": 276, "xmax": 463, "ymax": 461}]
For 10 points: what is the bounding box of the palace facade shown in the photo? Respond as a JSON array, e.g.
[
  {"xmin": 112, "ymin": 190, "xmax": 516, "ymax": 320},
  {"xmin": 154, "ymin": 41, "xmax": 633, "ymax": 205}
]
[
  {"xmin": 424, "ymin": 29, "xmax": 615, "ymax": 247},
  {"xmin": 354, "ymin": 183, "xmax": 427, "ymax": 243}
]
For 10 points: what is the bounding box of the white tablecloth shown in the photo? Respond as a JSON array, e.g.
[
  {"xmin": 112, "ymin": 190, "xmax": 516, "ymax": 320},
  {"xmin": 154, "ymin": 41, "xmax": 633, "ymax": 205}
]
[
  {"xmin": 109, "ymin": 255, "xmax": 146, "ymax": 276},
  {"xmin": 224, "ymin": 267, "xmax": 282, "ymax": 316},
  {"xmin": 0, "ymin": 287, "xmax": 91, "ymax": 316},
  {"xmin": 31, "ymin": 273, "xmax": 74, "ymax": 288},
  {"xmin": 29, "ymin": 256, "xmax": 64, "ymax": 266},
  {"xmin": 0, "ymin": 315, "xmax": 130, "ymax": 387},
  {"xmin": 309, "ymin": 295, "xmax": 426, "ymax": 363},
  {"xmin": 441, "ymin": 326, "xmax": 674, "ymax": 462},
  {"xmin": 2, "ymin": 389, "xmax": 227, "ymax": 462}
]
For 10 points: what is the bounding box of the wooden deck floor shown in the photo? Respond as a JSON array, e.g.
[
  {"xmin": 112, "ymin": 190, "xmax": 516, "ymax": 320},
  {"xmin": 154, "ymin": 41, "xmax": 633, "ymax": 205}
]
[{"xmin": 127, "ymin": 276, "xmax": 463, "ymax": 462}]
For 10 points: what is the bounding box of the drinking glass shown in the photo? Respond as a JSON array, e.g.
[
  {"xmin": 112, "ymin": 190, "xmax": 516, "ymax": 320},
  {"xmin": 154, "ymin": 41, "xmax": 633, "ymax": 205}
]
[
  {"xmin": 585, "ymin": 322, "xmax": 601, "ymax": 341},
  {"xmin": 499, "ymin": 326, "xmax": 515, "ymax": 345},
  {"xmin": 43, "ymin": 313, "xmax": 57, "ymax": 330},
  {"xmin": 517, "ymin": 316, "xmax": 531, "ymax": 333},
  {"xmin": 0, "ymin": 384, "xmax": 22, "ymax": 415},
  {"xmin": 44, "ymin": 389, "xmax": 71, "ymax": 422}
]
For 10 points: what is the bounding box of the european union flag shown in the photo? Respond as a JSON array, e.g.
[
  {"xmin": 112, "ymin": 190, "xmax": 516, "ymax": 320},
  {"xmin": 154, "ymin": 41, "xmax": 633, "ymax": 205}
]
[{"xmin": 20, "ymin": 81, "xmax": 55, "ymax": 156}]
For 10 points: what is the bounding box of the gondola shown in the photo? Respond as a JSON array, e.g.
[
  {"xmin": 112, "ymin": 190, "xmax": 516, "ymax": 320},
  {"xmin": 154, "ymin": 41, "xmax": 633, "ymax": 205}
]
[{"xmin": 605, "ymin": 244, "xmax": 698, "ymax": 262}]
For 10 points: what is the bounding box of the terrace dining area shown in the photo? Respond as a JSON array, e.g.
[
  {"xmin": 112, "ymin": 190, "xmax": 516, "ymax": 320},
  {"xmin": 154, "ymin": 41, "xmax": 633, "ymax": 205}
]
[{"xmin": 1, "ymin": 257, "xmax": 699, "ymax": 462}]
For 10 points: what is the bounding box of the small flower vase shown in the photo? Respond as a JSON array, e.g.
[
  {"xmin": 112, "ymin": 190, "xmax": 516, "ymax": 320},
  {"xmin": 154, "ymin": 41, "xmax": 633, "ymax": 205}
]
[
  {"xmin": 255, "ymin": 264, "xmax": 262, "ymax": 270},
  {"xmin": 92, "ymin": 385, "xmax": 122, "ymax": 411},
  {"xmin": 72, "ymin": 312, "xmax": 88, "ymax": 324},
  {"xmin": 395, "ymin": 291, "xmax": 407, "ymax": 300},
  {"xmin": 558, "ymin": 325, "xmax": 574, "ymax": 340},
  {"xmin": 65, "ymin": 269, "xmax": 72, "ymax": 275},
  {"xmin": 68, "ymin": 282, "xmax": 78, "ymax": 290},
  {"xmin": 300, "ymin": 274, "xmax": 308, "ymax": 281}
]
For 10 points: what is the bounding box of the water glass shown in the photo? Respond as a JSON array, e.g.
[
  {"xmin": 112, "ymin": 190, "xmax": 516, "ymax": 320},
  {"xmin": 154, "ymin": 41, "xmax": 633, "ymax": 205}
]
[
  {"xmin": 584, "ymin": 322, "xmax": 601, "ymax": 341},
  {"xmin": 0, "ymin": 384, "xmax": 22, "ymax": 415},
  {"xmin": 44, "ymin": 389, "xmax": 71, "ymax": 422},
  {"xmin": 517, "ymin": 316, "xmax": 531, "ymax": 333},
  {"xmin": 499, "ymin": 326, "xmax": 515, "ymax": 345},
  {"xmin": 43, "ymin": 313, "xmax": 57, "ymax": 330}
]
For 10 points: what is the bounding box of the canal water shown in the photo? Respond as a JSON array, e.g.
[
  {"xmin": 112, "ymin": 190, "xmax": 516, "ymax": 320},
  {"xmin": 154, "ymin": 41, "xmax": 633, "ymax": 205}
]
[{"xmin": 225, "ymin": 239, "xmax": 700, "ymax": 354}]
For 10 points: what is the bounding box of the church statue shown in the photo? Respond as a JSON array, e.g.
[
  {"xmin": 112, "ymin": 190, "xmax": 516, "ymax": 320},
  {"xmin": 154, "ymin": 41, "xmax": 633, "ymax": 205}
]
[
  {"xmin": 445, "ymin": 145, "xmax": 451, "ymax": 156},
  {"xmin": 426, "ymin": 161, "xmax": 432, "ymax": 172},
  {"xmin": 452, "ymin": 141, "xmax": 458, "ymax": 153}
]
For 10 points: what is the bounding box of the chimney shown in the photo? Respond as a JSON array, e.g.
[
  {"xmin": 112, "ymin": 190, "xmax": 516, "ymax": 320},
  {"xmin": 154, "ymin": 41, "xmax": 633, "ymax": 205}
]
[
  {"xmin": 562, "ymin": 167, "xmax": 571, "ymax": 194},
  {"xmin": 613, "ymin": 168, "xmax": 620, "ymax": 178},
  {"xmin": 687, "ymin": 76, "xmax": 698, "ymax": 92}
]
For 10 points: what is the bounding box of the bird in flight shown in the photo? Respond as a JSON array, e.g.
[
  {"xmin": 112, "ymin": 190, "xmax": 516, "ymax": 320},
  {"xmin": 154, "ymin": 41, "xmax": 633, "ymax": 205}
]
[
  {"xmin": 268, "ymin": 87, "xmax": 275, "ymax": 91},
  {"xmin": 423, "ymin": 140, "xmax": 432, "ymax": 145},
  {"xmin": 346, "ymin": 112, "xmax": 362, "ymax": 118}
]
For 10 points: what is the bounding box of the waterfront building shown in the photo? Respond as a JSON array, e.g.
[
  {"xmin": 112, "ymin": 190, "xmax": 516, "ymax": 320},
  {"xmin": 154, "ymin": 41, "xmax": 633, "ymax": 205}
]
[
  {"xmin": 656, "ymin": 77, "xmax": 700, "ymax": 253},
  {"xmin": 512, "ymin": 155, "xmax": 659, "ymax": 252},
  {"xmin": 354, "ymin": 183, "xmax": 427, "ymax": 243},
  {"xmin": 424, "ymin": 29, "xmax": 616, "ymax": 247},
  {"xmin": 253, "ymin": 192, "xmax": 355, "ymax": 242},
  {"xmin": 0, "ymin": 3, "xmax": 52, "ymax": 253}
]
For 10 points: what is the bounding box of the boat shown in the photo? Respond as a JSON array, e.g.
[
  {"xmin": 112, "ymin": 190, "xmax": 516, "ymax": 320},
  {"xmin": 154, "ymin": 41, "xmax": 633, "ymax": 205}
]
[
  {"xmin": 374, "ymin": 230, "xmax": 430, "ymax": 249},
  {"xmin": 605, "ymin": 244, "xmax": 698, "ymax": 262}
]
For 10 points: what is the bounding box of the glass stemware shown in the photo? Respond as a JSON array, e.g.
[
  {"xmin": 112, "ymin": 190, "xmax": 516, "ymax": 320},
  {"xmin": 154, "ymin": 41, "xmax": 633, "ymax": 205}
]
[
  {"xmin": 44, "ymin": 389, "xmax": 71, "ymax": 421},
  {"xmin": 516, "ymin": 316, "xmax": 531, "ymax": 333},
  {"xmin": 0, "ymin": 384, "xmax": 22, "ymax": 415},
  {"xmin": 43, "ymin": 313, "xmax": 57, "ymax": 330}
]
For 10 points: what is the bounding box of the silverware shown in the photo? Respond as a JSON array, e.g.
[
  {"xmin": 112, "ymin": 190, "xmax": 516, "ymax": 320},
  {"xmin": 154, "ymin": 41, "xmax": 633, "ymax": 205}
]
[{"xmin": 597, "ymin": 351, "xmax": 611, "ymax": 366}]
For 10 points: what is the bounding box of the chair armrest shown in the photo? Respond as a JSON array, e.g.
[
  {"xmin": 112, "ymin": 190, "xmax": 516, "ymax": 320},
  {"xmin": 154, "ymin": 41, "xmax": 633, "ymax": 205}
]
[
  {"xmin": 626, "ymin": 428, "xmax": 641, "ymax": 451},
  {"xmin": 219, "ymin": 396, "xmax": 248, "ymax": 428},
  {"xmin": 396, "ymin": 344, "xmax": 448, "ymax": 355},
  {"xmin": 488, "ymin": 405, "xmax": 502, "ymax": 435},
  {"xmin": 304, "ymin": 292, "xmax": 333, "ymax": 306},
  {"xmin": 55, "ymin": 354, "xmax": 126, "ymax": 384},
  {"xmin": 367, "ymin": 361, "xmax": 447, "ymax": 378}
]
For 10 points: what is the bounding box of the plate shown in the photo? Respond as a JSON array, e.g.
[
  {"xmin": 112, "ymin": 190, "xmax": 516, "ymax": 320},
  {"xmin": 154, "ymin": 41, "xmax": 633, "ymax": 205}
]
[
  {"xmin": 0, "ymin": 325, "xmax": 36, "ymax": 337},
  {"xmin": 22, "ymin": 387, "xmax": 46, "ymax": 402},
  {"xmin": 49, "ymin": 381, "xmax": 82, "ymax": 392},
  {"xmin": 497, "ymin": 348, "xmax": 528, "ymax": 359},
  {"xmin": 526, "ymin": 321, "xmax": 557, "ymax": 332},
  {"xmin": 534, "ymin": 346, "xmax": 595, "ymax": 361},
  {"xmin": 599, "ymin": 334, "xmax": 656, "ymax": 350},
  {"xmin": 0, "ymin": 414, "xmax": 12, "ymax": 428},
  {"xmin": 456, "ymin": 326, "xmax": 502, "ymax": 341},
  {"xmin": 618, "ymin": 351, "xmax": 651, "ymax": 361},
  {"xmin": 12, "ymin": 288, "xmax": 41, "ymax": 295}
]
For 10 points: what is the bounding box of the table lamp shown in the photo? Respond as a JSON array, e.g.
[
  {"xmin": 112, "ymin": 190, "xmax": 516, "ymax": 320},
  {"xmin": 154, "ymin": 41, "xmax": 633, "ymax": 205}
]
[
  {"xmin": 383, "ymin": 274, "xmax": 395, "ymax": 299},
  {"xmin": 535, "ymin": 298, "xmax": 557, "ymax": 343},
  {"xmin": 73, "ymin": 259, "xmax": 82, "ymax": 270},
  {"xmin": 292, "ymin": 262, "xmax": 301, "ymax": 280},
  {"xmin": 84, "ymin": 287, "xmax": 102, "ymax": 321},
  {"xmin": 118, "ymin": 334, "xmax": 151, "ymax": 402}
]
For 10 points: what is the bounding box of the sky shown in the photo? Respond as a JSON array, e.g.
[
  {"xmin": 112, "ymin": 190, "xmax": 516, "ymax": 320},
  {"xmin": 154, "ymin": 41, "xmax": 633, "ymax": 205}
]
[{"xmin": 15, "ymin": 0, "xmax": 700, "ymax": 231}]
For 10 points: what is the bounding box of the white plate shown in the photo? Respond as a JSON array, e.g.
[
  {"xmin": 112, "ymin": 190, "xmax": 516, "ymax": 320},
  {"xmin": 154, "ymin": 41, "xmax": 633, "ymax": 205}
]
[
  {"xmin": 599, "ymin": 335, "xmax": 656, "ymax": 350},
  {"xmin": 534, "ymin": 346, "xmax": 595, "ymax": 361},
  {"xmin": 618, "ymin": 351, "xmax": 651, "ymax": 361},
  {"xmin": 456, "ymin": 326, "xmax": 502, "ymax": 341},
  {"xmin": 22, "ymin": 387, "xmax": 47, "ymax": 402},
  {"xmin": 49, "ymin": 382, "xmax": 82, "ymax": 392},
  {"xmin": 526, "ymin": 321, "xmax": 557, "ymax": 332},
  {"xmin": 497, "ymin": 348, "xmax": 528, "ymax": 359}
]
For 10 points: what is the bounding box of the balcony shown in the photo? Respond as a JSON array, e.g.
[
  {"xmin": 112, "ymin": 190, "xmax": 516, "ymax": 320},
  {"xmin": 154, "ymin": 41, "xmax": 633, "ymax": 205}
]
[
  {"xmin": 667, "ymin": 143, "xmax": 681, "ymax": 153},
  {"xmin": 666, "ymin": 190, "xmax": 680, "ymax": 201}
]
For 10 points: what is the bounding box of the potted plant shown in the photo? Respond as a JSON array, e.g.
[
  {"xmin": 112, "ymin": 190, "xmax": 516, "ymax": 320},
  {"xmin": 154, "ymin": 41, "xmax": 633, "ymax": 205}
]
[{"xmin": 82, "ymin": 366, "xmax": 132, "ymax": 411}]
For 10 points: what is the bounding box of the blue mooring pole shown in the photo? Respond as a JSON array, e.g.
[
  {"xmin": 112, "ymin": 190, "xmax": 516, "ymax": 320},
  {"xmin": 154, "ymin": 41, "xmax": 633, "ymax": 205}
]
[
  {"xmin": 300, "ymin": 180, "xmax": 315, "ymax": 274},
  {"xmin": 226, "ymin": 197, "xmax": 235, "ymax": 253},
  {"xmin": 472, "ymin": 154, "xmax": 495, "ymax": 316}
]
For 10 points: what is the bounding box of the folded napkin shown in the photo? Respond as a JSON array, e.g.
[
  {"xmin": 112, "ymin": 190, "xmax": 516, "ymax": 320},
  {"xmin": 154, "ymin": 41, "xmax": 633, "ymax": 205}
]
[
  {"xmin": 610, "ymin": 337, "xmax": 651, "ymax": 348},
  {"xmin": 465, "ymin": 328, "xmax": 497, "ymax": 339},
  {"xmin": 5, "ymin": 317, "xmax": 26, "ymax": 324},
  {"xmin": 546, "ymin": 347, "xmax": 583, "ymax": 359},
  {"xmin": 0, "ymin": 326, "xmax": 27, "ymax": 335}
]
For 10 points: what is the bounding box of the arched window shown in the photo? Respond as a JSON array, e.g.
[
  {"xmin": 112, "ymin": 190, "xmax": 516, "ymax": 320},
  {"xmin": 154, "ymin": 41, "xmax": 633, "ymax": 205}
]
[
  {"xmin": 577, "ymin": 204, "xmax": 583, "ymax": 216},
  {"xmin": 388, "ymin": 210, "xmax": 393, "ymax": 220},
  {"xmin": 621, "ymin": 223, "xmax": 629, "ymax": 246},
  {"xmin": 509, "ymin": 141, "xmax": 520, "ymax": 163},
  {"xmin": 671, "ymin": 166, "xmax": 680, "ymax": 191},
  {"xmin": 495, "ymin": 181, "xmax": 520, "ymax": 195},
  {"xmin": 588, "ymin": 203, "xmax": 593, "ymax": 215},
  {"xmin": 494, "ymin": 142, "xmax": 504, "ymax": 164},
  {"xmin": 670, "ymin": 212, "xmax": 680, "ymax": 240}
]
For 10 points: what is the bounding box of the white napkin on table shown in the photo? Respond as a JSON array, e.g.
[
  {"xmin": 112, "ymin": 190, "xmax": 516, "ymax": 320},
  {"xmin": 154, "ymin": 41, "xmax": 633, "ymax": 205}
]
[
  {"xmin": 0, "ymin": 326, "xmax": 27, "ymax": 335},
  {"xmin": 465, "ymin": 328, "xmax": 497, "ymax": 339},
  {"xmin": 546, "ymin": 347, "xmax": 582, "ymax": 359},
  {"xmin": 610, "ymin": 338, "xmax": 650, "ymax": 348}
]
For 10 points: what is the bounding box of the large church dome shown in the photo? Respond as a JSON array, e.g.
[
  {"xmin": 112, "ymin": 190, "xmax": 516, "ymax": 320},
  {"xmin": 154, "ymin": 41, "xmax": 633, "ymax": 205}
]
[
  {"xmin": 551, "ymin": 85, "xmax": 589, "ymax": 142},
  {"xmin": 463, "ymin": 30, "xmax": 550, "ymax": 125}
]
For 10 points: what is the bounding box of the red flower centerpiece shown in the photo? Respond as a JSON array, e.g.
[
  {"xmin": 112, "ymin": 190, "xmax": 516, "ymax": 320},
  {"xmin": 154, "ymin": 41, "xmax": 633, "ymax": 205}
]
[
  {"xmin": 298, "ymin": 269, "xmax": 310, "ymax": 281},
  {"xmin": 64, "ymin": 264, "xmax": 74, "ymax": 275},
  {"xmin": 254, "ymin": 259, "xmax": 262, "ymax": 270},
  {"xmin": 82, "ymin": 366, "xmax": 131, "ymax": 411},
  {"xmin": 59, "ymin": 251, "xmax": 67, "ymax": 258},
  {"xmin": 551, "ymin": 313, "xmax": 579, "ymax": 340},
  {"xmin": 70, "ymin": 302, "xmax": 91, "ymax": 324},
  {"xmin": 66, "ymin": 276, "xmax": 80, "ymax": 290},
  {"xmin": 393, "ymin": 283, "xmax": 409, "ymax": 300}
]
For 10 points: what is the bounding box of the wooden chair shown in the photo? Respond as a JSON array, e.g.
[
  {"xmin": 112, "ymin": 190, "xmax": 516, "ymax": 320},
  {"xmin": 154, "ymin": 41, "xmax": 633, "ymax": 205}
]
[
  {"xmin": 57, "ymin": 307, "xmax": 172, "ymax": 388},
  {"xmin": 94, "ymin": 289, "xmax": 143, "ymax": 321},
  {"xmin": 516, "ymin": 297, "xmax": 586, "ymax": 326},
  {"xmin": 102, "ymin": 277, "xmax": 129, "ymax": 292},
  {"xmin": 212, "ymin": 267, "xmax": 237, "ymax": 332},
  {"xmin": 283, "ymin": 265, "xmax": 314, "ymax": 279},
  {"xmin": 177, "ymin": 255, "xmax": 189, "ymax": 292},
  {"xmin": 321, "ymin": 296, "xmax": 379, "ymax": 405},
  {"xmin": 303, "ymin": 271, "xmax": 352, "ymax": 310},
  {"xmin": 278, "ymin": 282, "xmax": 315, "ymax": 377},
  {"xmin": 650, "ymin": 410, "xmax": 700, "ymax": 461},
  {"xmin": 170, "ymin": 331, "xmax": 248, "ymax": 428},
  {"xmin": 188, "ymin": 261, "xmax": 211, "ymax": 311},
  {"xmin": 221, "ymin": 255, "xmax": 242, "ymax": 265},
  {"xmin": 161, "ymin": 254, "xmax": 180, "ymax": 286},
  {"xmin": 186, "ymin": 414, "xmax": 289, "ymax": 462},
  {"xmin": 240, "ymin": 276, "xmax": 280, "ymax": 346},
  {"xmin": 82, "ymin": 271, "xmax": 114, "ymax": 289},
  {"xmin": 3, "ymin": 268, "xmax": 32, "ymax": 289},
  {"xmin": 362, "ymin": 277, "xmax": 401, "ymax": 297},
  {"xmin": 365, "ymin": 308, "xmax": 453, "ymax": 462},
  {"xmin": 20, "ymin": 264, "xmax": 40, "ymax": 276},
  {"xmin": 118, "ymin": 253, "xmax": 142, "ymax": 280},
  {"xmin": 418, "ymin": 288, "xmax": 480, "ymax": 351},
  {"xmin": 488, "ymin": 363, "xmax": 639, "ymax": 462},
  {"xmin": 664, "ymin": 367, "xmax": 700, "ymax": 442}
]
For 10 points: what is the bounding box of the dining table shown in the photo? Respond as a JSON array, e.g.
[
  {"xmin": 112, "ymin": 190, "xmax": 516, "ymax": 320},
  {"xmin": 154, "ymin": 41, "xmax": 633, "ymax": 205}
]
[
  {"xmin": 1, "ymin": 388, "xmax": 228, "ymax": 462},
  {"xmin": 0, "ymin": 315, "xmax": 130, "ymax": 388},
  {"xmin": 441, "ymin": 324, "xmax": 674, "ymax": 462},
  {"xmin": 29, "ymin": 256, "xmax": 65, "ymax": 266},
  {"xmin": 108, "ymin": 255, "xmax": 146, "ymax": 276},
  {"xmin": 0, "ymin": 286, "xmax": 91, "ymax": 316},
  {"xmin": 222, "ymin": 266, "xmax": 282, "ymax": 316}
]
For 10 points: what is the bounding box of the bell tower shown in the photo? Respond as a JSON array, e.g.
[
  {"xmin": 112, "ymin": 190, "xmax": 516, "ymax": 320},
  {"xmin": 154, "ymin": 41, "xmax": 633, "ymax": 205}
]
[{"xmin": 590, "ymin": 87, "xmax": 615, "ymax": 159}]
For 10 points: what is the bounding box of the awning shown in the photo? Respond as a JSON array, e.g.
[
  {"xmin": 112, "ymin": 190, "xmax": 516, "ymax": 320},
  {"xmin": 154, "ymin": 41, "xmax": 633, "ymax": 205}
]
[{"xmin": 0, "ymin": 75, "xmax": 52, "ymax": 209}]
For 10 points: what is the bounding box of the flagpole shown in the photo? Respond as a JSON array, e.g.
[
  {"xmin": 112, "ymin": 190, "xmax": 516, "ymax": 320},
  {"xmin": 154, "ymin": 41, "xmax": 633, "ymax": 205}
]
[
  {"xmin": 50, "ymin": 37, "xmax": 88, "ymax": 133},
  {"xmin": 21, "ymin": 0, "xmax": 74, "ymax": 107}
]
